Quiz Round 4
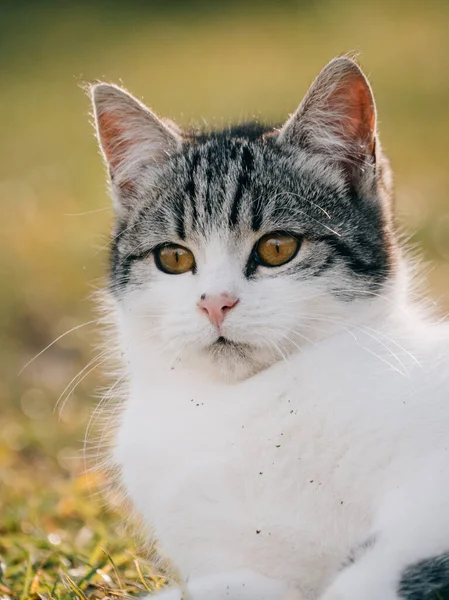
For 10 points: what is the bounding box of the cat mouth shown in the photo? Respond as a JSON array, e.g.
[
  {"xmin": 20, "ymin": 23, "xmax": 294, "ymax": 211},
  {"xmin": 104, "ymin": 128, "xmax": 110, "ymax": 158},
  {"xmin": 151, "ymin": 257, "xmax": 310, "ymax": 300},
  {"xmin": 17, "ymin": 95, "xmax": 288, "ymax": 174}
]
[
  {"xmin": 215, "ymin": 336, "xmax": 232, "ymax": 346},
  {"xmin": 212, "ymin": 336, "xmax": 247, "ymax": 349},
  {"xmin": 207, "ymin": 336, "xmax": 268, "ymax": 377},
  {"xmin": 209, "ymin": 336, "xmax": 250, "ymax": 354}
]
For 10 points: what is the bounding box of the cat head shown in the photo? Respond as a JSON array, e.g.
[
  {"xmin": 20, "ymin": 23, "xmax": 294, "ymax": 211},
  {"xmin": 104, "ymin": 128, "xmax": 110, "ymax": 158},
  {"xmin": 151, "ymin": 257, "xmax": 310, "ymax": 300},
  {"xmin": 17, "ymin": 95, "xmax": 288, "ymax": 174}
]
[{"xmin": 91, "ymin": 57, "xmax": 397, "ymax": 379}]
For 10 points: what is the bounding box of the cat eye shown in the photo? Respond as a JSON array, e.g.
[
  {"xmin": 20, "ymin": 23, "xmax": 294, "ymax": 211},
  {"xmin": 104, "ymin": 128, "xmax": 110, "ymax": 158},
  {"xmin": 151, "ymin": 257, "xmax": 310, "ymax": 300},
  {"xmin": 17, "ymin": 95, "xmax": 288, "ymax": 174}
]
[
  {"xmin": 256, "ymin": 233, "xmax": 300, "ymax": 267},
  {"xmin": 155, "ymin": 244, "xmax": 195, "ymax": 274}
]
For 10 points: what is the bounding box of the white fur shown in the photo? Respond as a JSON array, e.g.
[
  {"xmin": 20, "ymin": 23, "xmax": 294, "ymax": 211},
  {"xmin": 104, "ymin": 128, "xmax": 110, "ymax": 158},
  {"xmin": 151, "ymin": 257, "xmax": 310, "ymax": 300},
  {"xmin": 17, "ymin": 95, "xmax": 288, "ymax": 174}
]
[{"xmin": 106, "ymin": 231, "xmax": 449, "ymax": 600}]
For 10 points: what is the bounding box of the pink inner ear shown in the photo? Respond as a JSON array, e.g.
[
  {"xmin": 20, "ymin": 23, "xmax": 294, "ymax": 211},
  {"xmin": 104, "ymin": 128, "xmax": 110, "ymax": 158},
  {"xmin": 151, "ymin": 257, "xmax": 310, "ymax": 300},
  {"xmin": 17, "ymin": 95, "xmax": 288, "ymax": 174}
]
[
  {"xmin": 330, "ymin": 74, "xmax": 376, "ymax": 155},
  {"xmin": 97, "ymin": 110, "xmax": 130, "ymax": 171},
  {"xmin": 97, "ymin": 110, "xmax": 136, "ymax": 193}
]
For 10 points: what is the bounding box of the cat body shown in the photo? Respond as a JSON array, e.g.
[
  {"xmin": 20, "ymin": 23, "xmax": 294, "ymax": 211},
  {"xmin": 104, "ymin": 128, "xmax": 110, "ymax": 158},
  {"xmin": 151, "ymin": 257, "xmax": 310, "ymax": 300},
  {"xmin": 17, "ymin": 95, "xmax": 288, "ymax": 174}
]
[
  {"xmin": 90, "ymin": 58, "xmax": 449, "ymax": 599},
  {"xmin": 117, "ymin": 306, "xmax": 449, "ymax": 599}
]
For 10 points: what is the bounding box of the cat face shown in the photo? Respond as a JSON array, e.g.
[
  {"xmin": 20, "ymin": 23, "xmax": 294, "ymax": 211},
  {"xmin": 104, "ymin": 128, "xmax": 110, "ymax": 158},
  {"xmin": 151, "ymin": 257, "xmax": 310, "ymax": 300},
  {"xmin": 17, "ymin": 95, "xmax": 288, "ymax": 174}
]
[{"xmin": 92, "ymin": 57, "xmax": 396, "ymax": 378}]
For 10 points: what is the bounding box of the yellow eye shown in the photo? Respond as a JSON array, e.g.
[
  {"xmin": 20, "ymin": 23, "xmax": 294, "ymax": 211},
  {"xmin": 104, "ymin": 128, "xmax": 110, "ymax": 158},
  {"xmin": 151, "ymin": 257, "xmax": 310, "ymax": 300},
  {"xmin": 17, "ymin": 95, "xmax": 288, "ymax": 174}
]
[
  {"xmin": 256, "ymin": 233, "xmax": 299, "ymax": 267},
  {"xmin": 155, "ymin": 245, "xmax": 195, "ymax": 274}
]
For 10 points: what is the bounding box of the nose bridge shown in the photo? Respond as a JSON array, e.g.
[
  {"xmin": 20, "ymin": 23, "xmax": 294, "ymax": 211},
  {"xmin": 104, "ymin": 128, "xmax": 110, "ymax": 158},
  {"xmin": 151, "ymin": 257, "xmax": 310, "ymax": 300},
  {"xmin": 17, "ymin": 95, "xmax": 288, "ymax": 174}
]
[{"xmin": 198, "ymin": 237, "xmax": 240, "ymax": 296}]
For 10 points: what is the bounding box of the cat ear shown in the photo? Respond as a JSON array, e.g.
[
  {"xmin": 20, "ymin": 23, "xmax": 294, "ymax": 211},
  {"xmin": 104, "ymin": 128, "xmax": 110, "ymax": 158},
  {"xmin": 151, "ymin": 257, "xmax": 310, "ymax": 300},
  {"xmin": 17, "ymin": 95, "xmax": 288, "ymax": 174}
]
[
  {"xmin": 278, "ymin": 57, "xmax": 377, "ymax": 191},
  {"xmin": 90, "ymin": 83, "xmax": 182, "ymax": 212}
]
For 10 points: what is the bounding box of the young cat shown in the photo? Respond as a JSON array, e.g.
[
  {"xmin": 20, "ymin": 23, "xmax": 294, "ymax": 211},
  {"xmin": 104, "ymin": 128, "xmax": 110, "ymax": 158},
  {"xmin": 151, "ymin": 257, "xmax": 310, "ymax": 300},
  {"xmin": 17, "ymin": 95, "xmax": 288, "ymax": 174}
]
[{"xmin": 89, "ymin": 57, "xmax": 449, "ymax": 600}]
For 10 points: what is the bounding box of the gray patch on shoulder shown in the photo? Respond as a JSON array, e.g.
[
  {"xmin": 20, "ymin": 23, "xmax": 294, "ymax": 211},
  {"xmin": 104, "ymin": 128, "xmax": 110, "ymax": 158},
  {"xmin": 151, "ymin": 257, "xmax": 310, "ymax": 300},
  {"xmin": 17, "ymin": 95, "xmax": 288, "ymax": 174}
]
[{"xmin": 398, "ymin": 552, "xmax": 449, "ymax": 600}]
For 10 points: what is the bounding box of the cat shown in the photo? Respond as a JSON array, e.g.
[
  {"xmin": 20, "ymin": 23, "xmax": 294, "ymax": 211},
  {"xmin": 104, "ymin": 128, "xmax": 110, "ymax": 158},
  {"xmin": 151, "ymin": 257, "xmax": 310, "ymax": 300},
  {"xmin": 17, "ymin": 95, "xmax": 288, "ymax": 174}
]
[{"xmin": 89, "ymin": 56, "xmax": 449, "ymax": 600}]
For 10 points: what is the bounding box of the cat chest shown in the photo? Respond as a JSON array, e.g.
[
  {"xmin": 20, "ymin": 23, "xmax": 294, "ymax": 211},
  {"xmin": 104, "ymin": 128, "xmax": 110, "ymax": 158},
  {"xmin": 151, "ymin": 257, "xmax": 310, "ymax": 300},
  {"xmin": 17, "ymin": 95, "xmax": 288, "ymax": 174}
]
[{"xmin": 115, "ymin": 387, "xmax": 372, "ymax": 581}]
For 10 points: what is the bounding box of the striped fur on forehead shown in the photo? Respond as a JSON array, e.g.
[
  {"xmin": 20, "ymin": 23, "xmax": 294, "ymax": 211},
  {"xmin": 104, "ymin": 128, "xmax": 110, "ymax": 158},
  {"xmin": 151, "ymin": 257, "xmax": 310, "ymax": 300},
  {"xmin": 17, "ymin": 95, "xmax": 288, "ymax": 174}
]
[
  {"xmin": 109, "ymin": 123, "xmax": 394, "ymax": 295},
  {"xmin": 118, "ymin": 129, "xmax": 349, "ymax": 239}
]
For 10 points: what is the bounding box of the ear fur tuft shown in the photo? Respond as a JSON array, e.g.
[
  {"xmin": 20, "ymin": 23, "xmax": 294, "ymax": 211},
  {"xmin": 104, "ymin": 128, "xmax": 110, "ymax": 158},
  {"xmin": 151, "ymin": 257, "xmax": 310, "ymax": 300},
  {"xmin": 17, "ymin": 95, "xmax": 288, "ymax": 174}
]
[
  {"xmin": 278, "ymin": 57, "xmax": 377, "ymax": 192},
  {"xmin": 90, "ymin": 82, "xmax": 182, "ymax": 207}
]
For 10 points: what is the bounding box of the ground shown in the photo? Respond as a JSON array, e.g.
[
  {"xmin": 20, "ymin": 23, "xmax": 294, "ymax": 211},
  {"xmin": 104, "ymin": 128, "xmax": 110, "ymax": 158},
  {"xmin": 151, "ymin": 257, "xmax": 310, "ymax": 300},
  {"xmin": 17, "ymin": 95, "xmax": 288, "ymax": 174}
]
[{"xmin": 0, "ymin": 414, "xmax": 168, "ymax": 599}]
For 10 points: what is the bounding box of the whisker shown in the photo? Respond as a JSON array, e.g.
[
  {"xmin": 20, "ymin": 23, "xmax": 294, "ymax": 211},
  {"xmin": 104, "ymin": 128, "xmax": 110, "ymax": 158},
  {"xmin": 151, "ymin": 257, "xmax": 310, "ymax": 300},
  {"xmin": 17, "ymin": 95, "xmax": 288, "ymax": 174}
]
[
  {"xmin": 362, "ymin": 325, "xmax": 424, "ymax": 371},
  {"xmin": 84, "ymin": 375, "xmax": 125, "ymax": 476},
  {"xmin": 18, "ymin": 319, "xmax": 98, "ymax": 375},
  {"xmin": 56, "ymin": 350, "xmax": 109, "ymax": 415},
  {"xmin": 64, "ymin": 206, "xmax": 111, "ymax": 217},
  {"xmin": 275, "ymin": 190, "xmax": 332, "ymax": 220},
  {"xmin": 58, "ymin": 356, "xmax": 110, "ymax": 419}
]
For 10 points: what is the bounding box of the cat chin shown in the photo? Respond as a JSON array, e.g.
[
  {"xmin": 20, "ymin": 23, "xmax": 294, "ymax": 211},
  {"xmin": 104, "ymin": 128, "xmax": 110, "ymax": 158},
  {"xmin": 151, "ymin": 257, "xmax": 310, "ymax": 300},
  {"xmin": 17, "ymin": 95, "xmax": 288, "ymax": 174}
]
[{"xmin": 205, "ymin": 338, "xmax": 278, "ymax": 381}]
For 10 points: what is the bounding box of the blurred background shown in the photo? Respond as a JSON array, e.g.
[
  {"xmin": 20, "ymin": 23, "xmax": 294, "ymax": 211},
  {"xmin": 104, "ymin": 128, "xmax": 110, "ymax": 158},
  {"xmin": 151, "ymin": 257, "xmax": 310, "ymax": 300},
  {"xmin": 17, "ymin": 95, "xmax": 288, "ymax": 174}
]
[{"xmin": 0, "ymin": 0, "xmax": 448, "ymax": 596}]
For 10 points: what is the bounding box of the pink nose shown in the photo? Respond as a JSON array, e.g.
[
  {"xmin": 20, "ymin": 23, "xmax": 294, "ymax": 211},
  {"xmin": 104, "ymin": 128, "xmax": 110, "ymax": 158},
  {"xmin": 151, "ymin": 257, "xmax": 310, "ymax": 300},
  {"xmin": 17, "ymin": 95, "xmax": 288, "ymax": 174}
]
[{"xmin": 198, "ymin": 293, "xmax": 239, "ymax": 329}]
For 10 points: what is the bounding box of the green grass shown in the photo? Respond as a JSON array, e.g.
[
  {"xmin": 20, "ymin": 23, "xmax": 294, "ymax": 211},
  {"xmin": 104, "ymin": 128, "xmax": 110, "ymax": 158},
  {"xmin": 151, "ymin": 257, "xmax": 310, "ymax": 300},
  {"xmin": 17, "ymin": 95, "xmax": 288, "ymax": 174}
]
[
  {"xmin": 0, "ymin": 411, "xmax": 171, "ymax": 599},
  {"xmin": 0, "ymin": 480, "xmax": 166, "ymax": 600},
  {"xmin": 1, "ymin": 1, "xmax": 449, "ymax": 598}
]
